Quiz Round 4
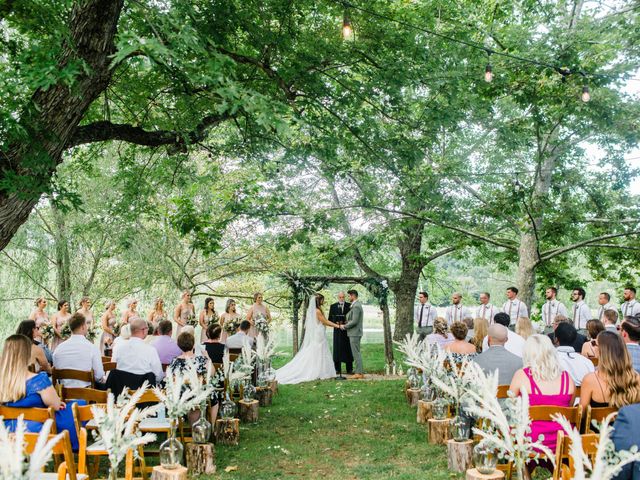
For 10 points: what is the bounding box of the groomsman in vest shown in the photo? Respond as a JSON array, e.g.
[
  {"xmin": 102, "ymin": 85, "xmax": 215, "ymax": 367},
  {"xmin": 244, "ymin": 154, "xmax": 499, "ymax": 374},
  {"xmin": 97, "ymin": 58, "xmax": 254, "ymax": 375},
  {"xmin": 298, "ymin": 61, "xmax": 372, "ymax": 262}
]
[
  {"xmin": 597, "ymin": 292, "xmax": 617, "ymax": 322},
  {"xmin": 502, "ymin": 287, "xmax": 529, "ymax": 326},
  {"xmin": 328, "ymin": 292, "xmax": 353, "ymax": 378},
  {"xmin": 415, "ymin": 291, "xmax": 437, "ymax": 340},
  {"xmin": 621, "ymin": 287, "xmax": 640, "ymax": 318},
  {"xmin": 541, "ymin": 287, "xmax": 568, "ymax": 333},
  {"xmin": 571, "ymin": 287, "xmax": 592, "ymax": 335},
  {"xmin": 475, "ymin": 292, "xmax": 498, "ymax": 323},
  {"xmin": 445, "ymin": 292, "xmax": 470, "ymax": 325}
]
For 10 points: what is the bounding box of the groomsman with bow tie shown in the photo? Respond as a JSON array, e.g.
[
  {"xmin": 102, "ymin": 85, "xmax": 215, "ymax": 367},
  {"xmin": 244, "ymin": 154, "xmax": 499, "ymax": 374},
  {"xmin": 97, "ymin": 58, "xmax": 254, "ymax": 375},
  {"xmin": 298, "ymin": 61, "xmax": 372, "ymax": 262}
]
[
  {"xmin": 571, "ymin": 287, "xmax": 592, "ymax": 334},
  {"xmin": 541, "ymin": 287, "xmax": 568, "ymax": 332},
  {"xmin": 415, "ymin": 291, "xmax": 437, "ymax": 340},
  {"xmin": 475, "ymin": 292, "xmax": 497, "ymax": 323},
  {"xmin": 621, "ymin": 287, "xmax": 640, "ymax": 318},
  {"xmin": 445, "ymin": 292, "xmax": 471, "ymax": 325},
  {"xmin": 502, "ymin": 287, "xmax": 529, "ymax": 326},
  {"xmin": 328, "ymin": 292, "xmax": 353, "ymax": 378},
  {"xmin": 597, "ymin": 292, "xmax": 617, "ymax": 322}
]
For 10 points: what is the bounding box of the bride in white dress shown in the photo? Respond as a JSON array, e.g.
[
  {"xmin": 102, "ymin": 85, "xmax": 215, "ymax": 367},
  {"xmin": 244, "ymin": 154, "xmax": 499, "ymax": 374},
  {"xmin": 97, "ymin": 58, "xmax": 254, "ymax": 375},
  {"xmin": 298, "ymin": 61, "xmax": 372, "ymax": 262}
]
[{"xmin": 276, "ymin": 294, "xmax": 340, "ymax": 384}]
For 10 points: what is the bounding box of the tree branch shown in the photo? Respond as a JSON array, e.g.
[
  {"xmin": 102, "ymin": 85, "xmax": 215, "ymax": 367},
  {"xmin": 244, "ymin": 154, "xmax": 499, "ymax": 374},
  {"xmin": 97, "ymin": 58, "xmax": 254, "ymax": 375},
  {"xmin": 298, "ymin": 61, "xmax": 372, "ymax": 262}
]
[{"xmin": 539, "ymin": 230, "xmax": 640, "ymax": 263}]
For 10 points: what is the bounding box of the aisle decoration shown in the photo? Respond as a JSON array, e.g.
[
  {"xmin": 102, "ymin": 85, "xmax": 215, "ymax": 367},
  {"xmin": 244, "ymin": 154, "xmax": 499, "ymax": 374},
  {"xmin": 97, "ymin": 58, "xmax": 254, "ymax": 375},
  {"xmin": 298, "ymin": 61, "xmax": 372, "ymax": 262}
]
[
  {"xmin": 153, "ymin": 363, "xmax": 213, "ymax": 469},
  {"xmin": 220, "ymin": 350, "xmax": 252, "ymax": 419},
  {"xmin": 90, "ymin": 384, "xmax": 159, "ymax": 480},
  {"xmin": 0, "ymin": 417, "xmax": 63, "ymax": 480},
  {"xmin": 553, "ymin": 413, "xmax": 640, "ymax": 480},
  {"xmin": 256, "ymin": 334, "xmax": 277, "ymax": 386}
]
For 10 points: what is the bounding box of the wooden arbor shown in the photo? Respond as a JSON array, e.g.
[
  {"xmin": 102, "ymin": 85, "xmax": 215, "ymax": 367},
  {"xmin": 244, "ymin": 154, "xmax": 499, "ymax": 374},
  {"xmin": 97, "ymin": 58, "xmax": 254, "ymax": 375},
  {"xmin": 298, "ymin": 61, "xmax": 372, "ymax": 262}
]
[{"xmin": 281, "ymin": 272, "xmax": 394, "ymax": 365}]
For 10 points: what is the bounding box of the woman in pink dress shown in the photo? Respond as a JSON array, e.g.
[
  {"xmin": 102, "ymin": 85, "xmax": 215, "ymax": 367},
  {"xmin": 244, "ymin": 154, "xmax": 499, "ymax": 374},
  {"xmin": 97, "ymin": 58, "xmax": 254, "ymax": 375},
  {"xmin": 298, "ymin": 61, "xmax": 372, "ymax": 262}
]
[
  {"xmin": 219, "ymin": 298, "xmax": 241, "ymax": 343},
  {"xmin": 28, "ymin": 297, "xmax": 49, "ymax": 344},
  {"xmin": 198, "ymin": 297, "xmax": 217, "ymax": 344},
  {"xmin": 246, "ymin": 292, "xmax": 271, "ymax": 338},
  {"xmin": 50, "ymin": 300, "xmax": 71, "ymax": 351},
  {"xmin": 147, "ymin": 298, "xmax": 168, "ymax": 334},
  {"xmin": 510, "ymin": 334, "xmax": 575, "ymax": 468},
  {"xmin": 100, "ymin": 300, "xmax": 117, "ymax": 355},
  {"xmin": 174, "ymin": 290, "xmax": 195, "ymax": 338},
  {"xmin": 121, "ymin": 298, "xmax": 140, "ymax": 325},
  {"xmin": 76, "ymin": 296, "xmax": 94, "ymax": 327}
]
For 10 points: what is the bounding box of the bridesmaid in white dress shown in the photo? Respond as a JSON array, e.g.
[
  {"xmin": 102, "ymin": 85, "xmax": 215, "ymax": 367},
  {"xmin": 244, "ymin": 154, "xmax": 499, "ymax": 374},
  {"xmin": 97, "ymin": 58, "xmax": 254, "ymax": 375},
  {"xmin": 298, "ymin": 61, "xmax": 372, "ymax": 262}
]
[
  {"xmin": 246, "ymin": 292, "xmax": 272, "ymax": 338},
  {"xmin": 76, "ymin": 296, "xmax": 94, "ymax": 327},
  {"xmin": 28, "ymin": 297, "xmax": 49, "ymax": 344},
  {"xmin": 121, "ymin": 298, "xmax": 141, "ymax": 324},
  {"xmin": 50, "ymin": 300, "xmax": 71, "ymax": 351},
  {"xmin": 147, "ymin": 297, "xmax": 168, "ymax": 334},
  {"xmin": 174, "ymin": 290, "xmax": 195, "ymax": 337},
  {"xmin": 219, "ymin": 299, "xmax": 240, "ymax": 343},
  {"xmin": 100, "ymin": 301, "xmax": 117, "ymax": 355},
  {"xmin": 198, "ymin": 297, "xmax": 217, "ymax": 344}
]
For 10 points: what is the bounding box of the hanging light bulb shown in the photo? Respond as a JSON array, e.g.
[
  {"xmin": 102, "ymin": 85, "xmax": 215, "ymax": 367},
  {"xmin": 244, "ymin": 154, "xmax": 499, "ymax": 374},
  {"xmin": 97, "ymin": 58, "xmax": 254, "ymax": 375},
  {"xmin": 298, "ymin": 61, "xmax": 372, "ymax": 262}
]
[
  {"xmin": 342, "ymin": 12, "xmax": 353, "ymax": 40},
  {"xmin": 581, "ymin": 85, "xmax": 591, "ymax": 102},
  {"xmin": 484, "ymin": 63, "xmax": 493, "ymax": 83}
]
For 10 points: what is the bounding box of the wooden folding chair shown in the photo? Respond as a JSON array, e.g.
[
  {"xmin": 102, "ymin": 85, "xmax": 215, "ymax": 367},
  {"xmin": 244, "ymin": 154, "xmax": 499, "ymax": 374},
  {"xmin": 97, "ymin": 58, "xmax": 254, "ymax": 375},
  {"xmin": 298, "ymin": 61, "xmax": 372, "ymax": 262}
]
[
  {"xmin": 553, "ymin": 430, "xmax": 599, "ymax": 480},
  {"xmin": 529, "ymin": 405, "xmax": 582, "ymax": 464},
  {"xmin": 590, "ymin": 357, "xmax": 599, "ymax": 367},
  {"xmin": 52, "ymin": 369, "xmax": 95, "ymax": 390},
  {"xmin": 102, "ymin": 361, "xmax": 117, "ymax": 372},
  {"xmin": 496, "ymin": 385, "xmax": 511, "ymax": 399},
  {"xmin": 583, "ymin": 405, "xmax": 617, "ymax": 434},
  {"xmin": 0, "ymin": 406, "xmax": 56, "ymax": 432},
  {"xmin": 61, "ymin": 387, "xmax": 108, "ymax": 404},
  {"xmin": 101, "ymin": 356, "xmax": 111, "ymax": 363},
  {"xmin": 25, "ymin": 429, "xmax": 88, "ymax": 480}
]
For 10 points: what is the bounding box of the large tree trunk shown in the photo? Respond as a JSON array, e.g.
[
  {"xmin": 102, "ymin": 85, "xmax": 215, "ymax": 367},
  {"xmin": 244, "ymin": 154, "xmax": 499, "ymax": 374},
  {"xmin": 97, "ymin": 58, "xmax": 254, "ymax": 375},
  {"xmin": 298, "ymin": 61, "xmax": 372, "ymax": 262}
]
[
  {"xmin": 381, "ymin": 303, "xmax": 394, "ymax": 365},
  {"xmin": 516, "ymin": 232, "xmax": 538, "ymax": 311},
  {"xmin": 52, "ymin": 205, "xmax": 72, "ymax": 302},
  {"xmin": 0, "ymin": 0, "xmax": 124, "ymax": 251}
]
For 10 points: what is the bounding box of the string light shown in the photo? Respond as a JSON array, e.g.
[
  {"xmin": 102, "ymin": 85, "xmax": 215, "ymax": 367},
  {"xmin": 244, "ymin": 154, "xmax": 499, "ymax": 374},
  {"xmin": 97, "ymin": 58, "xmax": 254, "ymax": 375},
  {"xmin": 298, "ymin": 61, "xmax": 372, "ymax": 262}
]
[
  {"xmin": 484, "ymin": 63, "xmax": 493, "ymax": 83},
  {"xmin": 342, "ymin": 12, "xmax": 354, "ymax": 40},
  {"xmin": 581, "ymin": 85, "xmax": 591, "ymax": 102}
]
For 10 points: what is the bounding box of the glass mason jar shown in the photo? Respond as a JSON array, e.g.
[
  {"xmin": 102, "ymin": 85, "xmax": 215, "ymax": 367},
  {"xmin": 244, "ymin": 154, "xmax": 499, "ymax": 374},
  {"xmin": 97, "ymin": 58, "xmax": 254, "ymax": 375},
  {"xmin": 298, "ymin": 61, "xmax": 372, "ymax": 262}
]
[
  {"xmin": 159, "ymin": 418, "xmax": 184, "ymax": 469},
  {"xmin": 421, "ymin": 381, "xmax": 435, "ymax": 402},
  {"xmin": 432, "ymin": 397, "xmax": 449, "ymax": 420},
  {"xmin": 407, "ymin": 367, "xmax": 420, "ymax": 389},
  {"xmin": 473, "ymin": 445, "xmax": 498, "ymax": 475},
  {"xmin": 221, "ymin": 391, "xmax": 238, "ymax": 419},
  {"xmin": 265, "ymin": 358, "xmax": 277, "ymax": 381},
  {"xmin": 192, "ymin": 403, "xmax": 212, "ymax": 444},
  {"xmin": 450, "ymin": 415, "xmax": 470, "ymax": 442},
  {"xmin": 243, "ymin": 380, "xmax": 256, "ymax": 401}
]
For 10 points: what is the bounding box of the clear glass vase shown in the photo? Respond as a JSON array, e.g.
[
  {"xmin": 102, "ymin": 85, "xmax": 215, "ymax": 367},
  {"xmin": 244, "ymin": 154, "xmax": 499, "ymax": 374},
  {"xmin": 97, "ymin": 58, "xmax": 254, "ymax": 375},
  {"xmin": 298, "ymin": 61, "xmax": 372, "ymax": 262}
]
[
  {"xmin": 221, "ymin": 391, "xmax": 237, "ymax": 419},
  {"xmin": 421, "ymin": 382, "xmax": 435, "ymax": 402},
  {"xmin": 432, "ymin": 397, "xmax": 449, "ymax": 420},
  {"xmin": 159, "ymin": 419, "xmax": 183, "ymax": 469},
  {"xmin": 450, "ymin": 415, "xmax": 471, "ymax": 442},
  {"xmin": 192, "ymin": 403, "xmax": 212, "ymax": 444},
  {"xmin": 108, "ymin": 466, "xmax": 118, "ymax": 480},
  {"xmin": 242, "ymin": 380, "xmax": 256, "ymax": 401},
  {"xmin": 473, "ymin": 445, "xmax": 497, "ymax": 474},
  {"xmin": 407, "ymin": 367, "xmax": 420, "ymax": 389}
]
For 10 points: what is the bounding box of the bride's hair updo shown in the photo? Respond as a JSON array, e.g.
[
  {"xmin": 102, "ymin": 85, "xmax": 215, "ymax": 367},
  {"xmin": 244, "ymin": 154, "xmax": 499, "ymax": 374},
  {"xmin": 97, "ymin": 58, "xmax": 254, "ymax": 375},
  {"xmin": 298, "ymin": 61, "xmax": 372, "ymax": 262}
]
[{"xmin": 315, "ymin": 294, "xmax": 325, "ymax": 308}]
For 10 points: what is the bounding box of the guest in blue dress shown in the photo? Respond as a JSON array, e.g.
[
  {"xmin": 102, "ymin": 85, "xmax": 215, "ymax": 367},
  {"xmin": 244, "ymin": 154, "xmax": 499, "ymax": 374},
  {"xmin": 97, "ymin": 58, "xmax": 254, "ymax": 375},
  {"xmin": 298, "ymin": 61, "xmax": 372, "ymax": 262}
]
[{"xmin": 0, "ymin": 334, "xmax": 84, "ymax": 449}]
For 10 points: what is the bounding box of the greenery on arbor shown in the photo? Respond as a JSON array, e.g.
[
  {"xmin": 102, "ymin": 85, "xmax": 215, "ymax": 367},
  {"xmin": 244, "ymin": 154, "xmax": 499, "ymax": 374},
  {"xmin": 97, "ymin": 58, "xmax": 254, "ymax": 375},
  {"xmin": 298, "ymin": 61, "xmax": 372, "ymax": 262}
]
[{"xmin": 0, "ymin": 0, "xmax": 639, "ymax": 340}]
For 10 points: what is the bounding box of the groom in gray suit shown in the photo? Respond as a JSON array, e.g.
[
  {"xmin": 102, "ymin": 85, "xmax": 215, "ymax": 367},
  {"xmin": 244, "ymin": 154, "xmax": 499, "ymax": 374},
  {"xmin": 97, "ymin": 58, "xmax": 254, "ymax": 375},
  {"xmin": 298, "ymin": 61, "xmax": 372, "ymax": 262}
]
[{"xmin": 343, "ymin": 289, "xmax": 364, "ymax": 379}]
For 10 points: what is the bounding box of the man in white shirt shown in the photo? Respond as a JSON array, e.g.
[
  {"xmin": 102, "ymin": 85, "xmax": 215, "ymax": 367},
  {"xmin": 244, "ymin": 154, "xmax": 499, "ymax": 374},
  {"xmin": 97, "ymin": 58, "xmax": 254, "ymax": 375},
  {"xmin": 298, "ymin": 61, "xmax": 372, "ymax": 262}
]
[
  {"xmin": 621, "ymin": 287, "xmax": 640, "ymax": 318},
  {"xmin": 502, "ymin": 286, "xmax": 529, "ymax": 326},
  {"xmin": 52, "ymin": 313, "xmax": 105, "ymax": 388},
  {"xmin": 603, "ymin": 309, "xmax": 619, "ymax": 333},
  {"xmin": 445, "ymin": 292, "xmax": 470, "ymax": 325},
  {"xmin": 115, "ymin": 318, "xmax": 164, "ymax": 383},
  {"xmin": 415, "ymin": 291, "xmax": 437, "ymax": 340},
  {"xmin": 475, "ymin": 292, "xmax": 497, "ymax": 323},
  {"xmin": 554, "ymin": 323, "xmax": 594, "ymax": 386},
  {"xmin": 541, "ymin": 287, "xmax": 568, "ymax": 331},
  {"xmin": 482, "ymin": 312, "xmax": 525, "ymax": 357},
  {"xmin": 226, "ymin": 320, "xmax": 255, "ymax": 349},
  {"xmin": 571, "ymin": 287, "xmax": 592, "ymax": 333},
  {"xmin": 597, "ymin": 292, "xmax": 617, "ymax": 322}
]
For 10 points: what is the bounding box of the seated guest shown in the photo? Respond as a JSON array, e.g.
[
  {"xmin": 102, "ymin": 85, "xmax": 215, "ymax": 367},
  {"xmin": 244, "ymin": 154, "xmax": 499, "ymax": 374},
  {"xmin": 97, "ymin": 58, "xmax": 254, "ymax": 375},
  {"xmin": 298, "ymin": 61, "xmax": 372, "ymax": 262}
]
[
  {"xmin": 168, "ymin": 332, "xmax": 209, "ymax": 376},
  {"xmin": 603, "ymin": 309, "xmax": 619, "ymax": 333},
  {"xmin": 111, "ymin": 324, "xmax": 131, "ymax": 362},
  {"xmin": 515, "ymin": 317, "xmax": 534, "ymax": 340},
  {"xmin": 620, "ymin": 316, "xmax": 640, "ymax": 374},
  {"xmin": 549, "ymin": 315, "xmax": 586, "ymax": 353},
  {"xmin": 426, "ymin": 317, "xmax": 454, "ymax": 348},
  {"xmin": 152, "ymin": 320, "xmax": 182, "ymax": 365},
  {"xmin": 482, "ymin": 313, "xmax": 525, "ymax": 357},
  {"xmin": 16, "ymin": 320, "xmax": 51, "ymax": 374},
  {"xmin": 474, "ymin": 324, "xmax": 522, "ymax": 385},
  {"xmin": 52, "ymin": 313, "xmax": 105, "ymax": 387},
  {"xmin": 581, "ymin": 319, "xmax": 605, "ymax": 359},
  {"xmin": 580, "ymin": 331, "xmax": 640, "ymax": 411},
  {"xmin": 115, "ymin": 318, "xmax": 164, "ymax": 383},
  {"xmin": 510, "ymin": 335, "xmax": 575, "ymax": 454},
  {"xmin": 463, "ymin": 317, "xmax": 474, "ymax": 342},
  {"xmin": 144, "ymin": 321, "xmax": 156, "ymax": 344},
  {"xmin": 203, "ymin": 325, "xmax": 225, "ymax": 364},
  {"xmin": 554, "ymin": 323, "xmax": 594, "ymax": 387},
  {"xmin": 471, "ymin": 317, "xmax": 489, "ymax": 353},
  {"xmin": 226, "ymin": 320, "xmax": 255, "ymax": 349},
  {"xmin": 611, "ymin": 402, "xmax": 640, "ymax": 480},
  {"xmin": 180, "ymin": 325, "xmax": 205, "ymax": 356},
  {"xmin": 0, "ymin": 335, "xmax": 82, "ymax": 449},
  {"xmin": 445, "ymin": 321, "xmax": 477, "ymax": 360}
]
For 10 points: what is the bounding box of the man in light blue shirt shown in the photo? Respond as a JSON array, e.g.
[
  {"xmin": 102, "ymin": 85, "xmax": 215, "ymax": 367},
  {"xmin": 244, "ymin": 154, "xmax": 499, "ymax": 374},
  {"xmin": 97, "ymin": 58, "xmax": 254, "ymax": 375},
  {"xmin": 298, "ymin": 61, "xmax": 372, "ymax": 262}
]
[{"xmin": 621, "ymin": 316, "xmax": 640, "ymax": 374}]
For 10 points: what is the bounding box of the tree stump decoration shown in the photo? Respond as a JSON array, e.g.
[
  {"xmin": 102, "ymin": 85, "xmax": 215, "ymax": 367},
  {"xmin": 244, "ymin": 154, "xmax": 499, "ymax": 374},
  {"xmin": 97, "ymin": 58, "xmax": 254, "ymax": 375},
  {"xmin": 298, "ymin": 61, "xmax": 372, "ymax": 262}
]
[
  {"xmin": 151, "ymin": 465, "xmax": 188, "ymax": 480},
  {"xmin": 213, "ymin": 419, "xmax": 239, "ymax": 446},
  {"xmin": 185, "ymin": 442, "xmax": 216, "ymax": 476},
  {"xmin": 428, "ymin": 418, "xmax": 451, "ymax": 445},
  {"xmin": 406, "ymin": 388, "xmax": 421, "ymax": 407},
  {"xmin": 465, "ymin": 468, "xmax": 505, "ymax": 480},
  {"xmin": 256, "ymin": 386, "xmax": 273, "ymax": 407},
  {"xmin": 239, "ymin": 399, "xmax": 259, "ymax": 423},
  {"xmin": 447, "ymin": 439, "xmax": 474, "ymax": 472},
  {"xmin": 417, "ymin": 400, "xmax": 433, "ymax": 424}
]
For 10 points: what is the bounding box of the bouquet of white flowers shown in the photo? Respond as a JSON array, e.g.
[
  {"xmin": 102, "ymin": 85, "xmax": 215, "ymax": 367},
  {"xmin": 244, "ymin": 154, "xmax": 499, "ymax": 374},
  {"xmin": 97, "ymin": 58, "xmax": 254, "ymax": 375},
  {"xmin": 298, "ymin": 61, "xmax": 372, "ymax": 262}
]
[
  {"xmin": 86, "ymin": 324, "xmax": 101, "ymax": 342},
  {"xmin": 223, "ymin": 317, "xmax": 241, "ymax": 335},
  {"xmin": 254, "ymin": 314, "xmax": 269, "ymax": 336},
  {"xmin": 60, "ymin": 323, "xmax": 72, "ymax": 340},
  {"xmin": 39, "ymin": 324, "xmax": 55, "ymax": 342},
  {"xmin": 185, "ymin": 313, "xmax": 198, "ymax": 327}
]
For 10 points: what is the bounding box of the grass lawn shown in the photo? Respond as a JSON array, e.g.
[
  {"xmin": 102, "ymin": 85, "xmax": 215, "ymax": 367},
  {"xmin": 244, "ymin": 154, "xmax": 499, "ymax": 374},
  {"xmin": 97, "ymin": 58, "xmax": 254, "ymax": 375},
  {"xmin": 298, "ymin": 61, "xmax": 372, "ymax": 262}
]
[{"xmin": 204, "ymin": 344, "xmax": 456, "ymax": 480}]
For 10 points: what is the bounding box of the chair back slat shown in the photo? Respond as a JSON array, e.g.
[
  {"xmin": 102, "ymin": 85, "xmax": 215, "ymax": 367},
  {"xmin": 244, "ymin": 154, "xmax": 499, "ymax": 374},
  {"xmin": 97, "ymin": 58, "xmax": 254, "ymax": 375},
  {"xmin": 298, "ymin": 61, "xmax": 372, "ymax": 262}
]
[
  {"xmin": 584, "ymin": 405, "xmax": 617, "ymax": 433},
  {"xmin": 496, "ymin": 385, "xmax": 510, "ymax": 399},
  {"xmin": 52, "ymin": 368, "xmax": 95, "ymax": 387},
  {"xmin": 24, "ymin": 430, "xmax": 77, "ymax": 480},
  {"xmin": 101, "ymin": 356, "xmax": 111, "ymax": 363},
  {"xmin": 529, "ymin": 405, "xmax": 582, "ymax": 426},
  {"xmin": 128, "ymin": 389, "xmax": 162, "ymax": 404},
  {"xmin": 0, "ymin": 406, "xmax": 56, "ymax": 428},
  {"xmin": 61, "ymin": 387, "xmax": 108, "ymax": 404},
  {"xmin": 590, "ymin": 357, "xmax": 599, "ymax": 367},
  {"xmin": 103, "ymin": 361, "xmax": 117, "ymax": 372},
  {"xmin": 553, "ymin": 430, "xmax": 598, "ymax": 480}
]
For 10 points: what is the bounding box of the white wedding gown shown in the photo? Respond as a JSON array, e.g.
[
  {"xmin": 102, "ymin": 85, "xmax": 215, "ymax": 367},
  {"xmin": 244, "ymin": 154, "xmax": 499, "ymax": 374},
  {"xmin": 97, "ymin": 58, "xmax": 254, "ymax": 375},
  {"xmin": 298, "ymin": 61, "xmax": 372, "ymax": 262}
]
[{"xmin": 276, "ymin": 297, "xmax": 336, "ymax": 384}]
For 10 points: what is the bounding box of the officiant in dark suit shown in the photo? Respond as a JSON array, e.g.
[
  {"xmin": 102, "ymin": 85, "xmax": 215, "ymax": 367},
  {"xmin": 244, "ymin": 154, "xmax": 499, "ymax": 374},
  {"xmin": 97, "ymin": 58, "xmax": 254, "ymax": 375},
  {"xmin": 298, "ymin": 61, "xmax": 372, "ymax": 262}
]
[{"xmin": 328, "ymin": 292, "xmax": 353, "ymax": 376}]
